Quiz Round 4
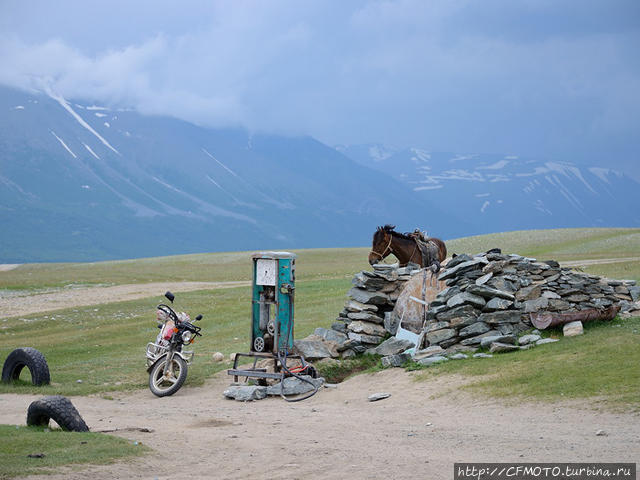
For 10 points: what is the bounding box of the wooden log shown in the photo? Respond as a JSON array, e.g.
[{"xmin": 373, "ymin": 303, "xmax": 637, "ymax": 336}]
[{"xmin": 530, "ymin": 305, "xmax": 620, "ymax": 330}]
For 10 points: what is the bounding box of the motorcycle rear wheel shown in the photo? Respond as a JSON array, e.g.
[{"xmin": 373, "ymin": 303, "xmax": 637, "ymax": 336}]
[{"xmin": 149, "ymin": 355, "xmax": 188, "ymax": 397}]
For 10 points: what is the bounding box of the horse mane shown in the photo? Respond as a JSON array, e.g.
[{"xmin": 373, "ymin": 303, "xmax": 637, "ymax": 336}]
[{"xmin": 377, "ymin": 224, "xmax": 414, "ymax": 241}]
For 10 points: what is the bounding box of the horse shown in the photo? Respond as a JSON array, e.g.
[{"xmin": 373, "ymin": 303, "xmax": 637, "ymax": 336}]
[{"xmin": 368, "ymin": 224, "xmax": 447, "ymax": 271}]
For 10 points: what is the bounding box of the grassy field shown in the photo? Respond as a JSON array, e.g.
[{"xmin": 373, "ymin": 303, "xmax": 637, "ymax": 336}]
[
  {"xmin": 0, "ymin": 425, "xmax": 148, "ymax": 479},
  {"xmin": 0, "ymin": 227, "xmax": 638, "ymax": 401},
  {"xmin": 0, "ymin": 277, "xmax": 351, "ymax": 396},
  {"xmin": 1, "ymin": 228, "xmax": 638, "ymax": 291},
  {"xmin": 411, "ymin": 317, "xmax": 640, "ymax": 411}
]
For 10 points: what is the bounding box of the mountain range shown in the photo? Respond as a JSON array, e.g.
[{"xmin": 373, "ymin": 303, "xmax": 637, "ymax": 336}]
[{"xmin": 0, "ymin": 85, "xmax": 638, "ymax": 262}]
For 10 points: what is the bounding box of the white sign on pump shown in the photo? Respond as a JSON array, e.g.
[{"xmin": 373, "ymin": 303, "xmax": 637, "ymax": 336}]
[{"xmin": 256, "ymin": 259, "xmax": 277, "ymax": 286}]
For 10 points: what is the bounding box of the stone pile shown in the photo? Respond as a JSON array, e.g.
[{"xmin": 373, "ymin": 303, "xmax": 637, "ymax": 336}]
[
  {"xmin": 293, "ymin": 263, "xmax": 421, "ymax": 360},
  {"xmin": 293, "ymin": 250, "xmax": 639, "ymax": 364},
  {"xmin": 415, "ymin": 251, "xmax": 638, "ymax": 355},
  {"xmin": 329, "ymin": 263, "xmax": 421, "ymax": 358}
]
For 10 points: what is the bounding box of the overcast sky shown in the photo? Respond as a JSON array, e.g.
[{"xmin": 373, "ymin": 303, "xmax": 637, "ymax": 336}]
[{"xmin": 1, "ymin": 1, "xmax": 638, "ymax": 177}]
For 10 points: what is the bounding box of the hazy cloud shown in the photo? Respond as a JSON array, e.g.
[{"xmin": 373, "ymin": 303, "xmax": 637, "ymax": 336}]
[{"xmin": 0, "ymin": 0, "xmax": 638, "ymax": 175}]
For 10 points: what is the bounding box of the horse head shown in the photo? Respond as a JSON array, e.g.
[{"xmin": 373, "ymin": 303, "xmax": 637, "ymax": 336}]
[{"xmin": 368, "ymin": 225, "xmax": 395, "ymax": 265}]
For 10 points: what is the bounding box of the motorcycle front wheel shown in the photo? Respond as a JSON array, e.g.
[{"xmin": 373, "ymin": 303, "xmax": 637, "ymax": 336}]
[{"xmin": 149, "ymin": 355, "xmax": 188, "ymax": 397}]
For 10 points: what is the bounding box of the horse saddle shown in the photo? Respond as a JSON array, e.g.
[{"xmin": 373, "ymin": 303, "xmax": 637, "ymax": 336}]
[{"xmin": 409, "ymin": 231, "xmax": 441, "ymax": 272}]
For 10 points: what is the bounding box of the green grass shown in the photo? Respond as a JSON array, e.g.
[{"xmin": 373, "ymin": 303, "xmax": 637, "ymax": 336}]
[
  {"xmin": 582, "ymin": 260, "xmax": 640, "ymax": 283},
  {"xmin": 2, "ymin": 228, "xmax": 637, "ymax": 291},
  {"xmin": 0, "ymin": 278, "xmax": 351, "ymax": 396},
  {"xmin": 0, "ymin": 247, "xmax": 371, "ymax": 291},
  {"xmin": 411, "ymin": 317, "xmax": 640, "ymax": 410},
  {"xmin": 0, "ymin": 425, "xmax": 148, "ymax": 479},
  {"xmin": 446, "ymin": 227, "xmax": 640, "ymax": 261}
]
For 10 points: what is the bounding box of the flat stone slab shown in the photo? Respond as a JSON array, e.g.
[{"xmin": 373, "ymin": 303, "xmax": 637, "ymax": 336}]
[
  {"xmin": 348, "ymin": 287, "xmax": 390, "ymax": 305},
  {"xmin": 382, "ymin": 353, "xmax": 411, "ymax": 368},
  {"xmin": 314, "ymin": 327, "xmax": 348, "ymax": 344},
  {"xmin": 446, "ymin": 292, "xmax": 486, "ymax": 309},
  {"xmin": 438, "ymin": 258, "xmax": 488, "ymax": 281},
  {"xmin": 426, "ymin": 328, "xmax": 457, "ymax": 345},
  {"xmin": 466, "ymin": 284, "xmax": 515, "ymax": 300},
  {"xmin": 536, "ymin": 338, "xmax": 559, "ymax": 346},
  {"xmin": 412, "ymin": 345, "xmax": 444, "ymax": 360},
  {"xmin": 345, "ymin": 299, "xmax": 379, "ymax": 312},
  {"xmin": 480, "ymin": 334, "xmax": 517, "ymax": 349},
  {"xmin": 267, "ymin": 375, "xmax": 325, "ymax": 396},
  {"xmin": 489, "ymin": 342, "xmax": 520, "ymax": 353},
  {"xmin": 517, "ymin": 334, "xmax": 541, "ymax": 345},
  {"xmin": 223, "ymin": 385, "xmax": 267, "ymax": 402},
  {"xmin": 368, "ymin": 392, "xmax": 391, "ymax": 402},
  {"xmin": 294, "ymin": 339, "xmax": 334, "ymax": 359},
  {"xmin": 436, "ymin": 305, "xmax": 478, "ymax": 322},
  {"xmin": 347, "ymin": 332, "xmax": 385, "ymax": 345},
  {"xmin": 473, "ymin": 353, "xmax": 493, "ymax": 359},
  {"xmin": 372, "ymin": 337, "xmax": 414, "ymax": 356},
  {"xmin": 417, "ymin": 355, "xmax": 448, "ymax": 366},
  {"xmin": 484, "ymin": 297, "xmax": 514, "ymax": 311},
  {"xmin": 459, "ymin": 322, "xmax": 491, "ymax": 338},
  {"xmin": 346, "ymin": 311, "xmax": 385, "ymax": 324},
  {"xmin": 478, "ymin": 311, "xmax": 521, "ymax": 325},
  {"xmin": 460, "ymin": 330, "xmax": 501, "ymax": 346},
  {"xmin": 449, "ymin": 353, "xmax": 469, "ymax": 360},
  {"xmin": 347, "ymin": 320, "xmax": 387, "ymax": 336}
]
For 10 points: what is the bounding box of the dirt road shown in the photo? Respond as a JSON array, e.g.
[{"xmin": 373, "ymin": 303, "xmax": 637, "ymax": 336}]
[
  {"xmin": 1, "ymin": 370, "xmax": 638, "ymax": 480},
  {"xmin": 0, "ymin": 281, "xmax": 249, "ymax": 318}
]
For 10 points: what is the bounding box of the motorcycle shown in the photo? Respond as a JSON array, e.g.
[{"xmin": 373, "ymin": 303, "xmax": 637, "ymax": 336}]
[{"xmin": 145, "ymin": 291, "xmax": 203, "ymax": 397}]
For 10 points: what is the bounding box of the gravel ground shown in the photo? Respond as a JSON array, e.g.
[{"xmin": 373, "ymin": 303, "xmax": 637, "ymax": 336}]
[{"xmin": 0, "ymin": 370, "xmax": 638, "ymax": 480}]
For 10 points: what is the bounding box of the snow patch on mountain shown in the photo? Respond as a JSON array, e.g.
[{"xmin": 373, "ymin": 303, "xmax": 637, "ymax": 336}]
[
  {"xmin": 0, "ymin": 175, "xmax": 32, "ymax": 197},
  {"xmin": 410, "ymin": 148, "xmax": 431, "ymax": 163},
  {"xmin": 83, "ymin": 143, "xmax": 100, "ymax": 159},
  {"xmin": 589, "ymin": 167, "xmax": 612, "ymax": 184},
  {"xmin": 202, "ymin": 148, "xmax": 239, "ymax": 178},
  {"xmin": 152, "ymin": 176, "xmax": 256, "ymax": 224},
  {"xmin": 51, "ymin": 131, "xmax": 77, "ymax": 158},
  {"xmin": 368, "ymin": 145, "xmax": 394, "ymax": 162},
  {"xmin": 533, "ymin": 199, "xmax": 553, "ymax": 215},
  {"xmin": 478, "ymin": 160, "xmax": 509, "ymax": 170},
  {"xmin": 46, "ymin": 89, "xmax": 120, "ymax": 155}
]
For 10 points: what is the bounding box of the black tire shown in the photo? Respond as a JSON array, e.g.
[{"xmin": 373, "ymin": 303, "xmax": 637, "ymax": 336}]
[
  {"xmin": 26, "ymin": 395, "xmax": 89, "ymax": 432},
  {"xmin": 148, "ymin": 355, "xmax": 188, "ymax": 397},
  {"xmin": 2, "ymin": 347, "xmax": 50, "ymax": 385}
]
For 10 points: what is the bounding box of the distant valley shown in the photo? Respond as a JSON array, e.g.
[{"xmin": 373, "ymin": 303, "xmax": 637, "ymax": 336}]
[{"xmin": 1, "ymin": 85, "xmax": 638, "ymax": 262}]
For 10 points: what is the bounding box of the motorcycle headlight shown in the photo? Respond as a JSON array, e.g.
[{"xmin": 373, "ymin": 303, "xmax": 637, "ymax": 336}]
[{"xmin": 182, "ymin": 331, "xmax": 193, "ymax": 343}]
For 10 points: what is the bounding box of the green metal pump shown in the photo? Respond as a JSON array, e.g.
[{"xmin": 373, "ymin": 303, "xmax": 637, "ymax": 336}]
[{"xmin": 250, "ymin": 251, "xmax": 296, "ymax": 354}]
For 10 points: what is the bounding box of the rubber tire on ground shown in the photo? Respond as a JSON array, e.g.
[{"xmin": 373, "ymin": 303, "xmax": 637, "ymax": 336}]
[
  {"xmin": 1, "ymin": 347, "xmax": 50, "ymax": 385},
  {"xmin": 148, "ymin": 355, "xmax": 188, "ymax": 397},
  {"xmin": 26, "ymin": 395, "xmax": 89, "ymax": 432}
]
